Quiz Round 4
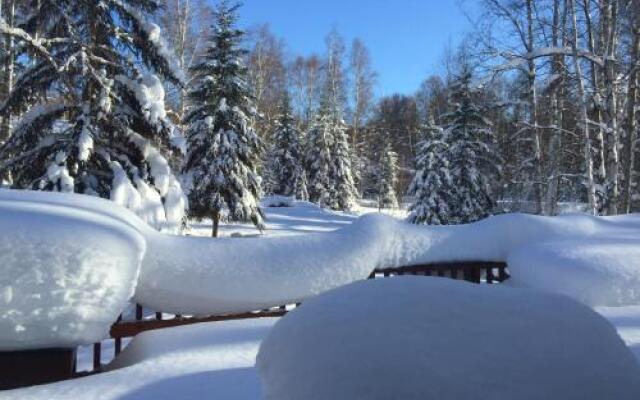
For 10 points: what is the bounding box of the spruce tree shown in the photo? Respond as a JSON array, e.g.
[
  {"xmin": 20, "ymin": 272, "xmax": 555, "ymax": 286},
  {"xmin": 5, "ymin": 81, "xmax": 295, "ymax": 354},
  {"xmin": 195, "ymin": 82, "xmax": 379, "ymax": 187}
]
[
  {"xmin": 304, "ymin": 91, "xmax": 357, "ymax": 210},
  {"xmin": 265, "ymin": 93, "xmax": 307, "ymax": 199},
  {"xmin": 329, "ymin": 116, "xmax": 357, "ymax": 210},
  {"xmin": 444, "ymin": 67, "xmax": 500, "ymax": 223},
  {"xmin": 377, "ymin": 140, "xmax": 399, "ymax": 209},
  {"xmin": 304, "ymin": 102, "xmax": 333, "ymax": 206},
  {"xmin": 183, "ymin": 0, "xmax": 263, "ymax": 237},
  {"xmin": 0, "ymin": 0, "xmax": 186, "ymax": 231},
  {"xmin": 304, "ymin": 31, "xmax": 357, "ymax": 211},
  {"xmin": 407, "ymin": 117, "xmax": 454, "ymax": 224}
]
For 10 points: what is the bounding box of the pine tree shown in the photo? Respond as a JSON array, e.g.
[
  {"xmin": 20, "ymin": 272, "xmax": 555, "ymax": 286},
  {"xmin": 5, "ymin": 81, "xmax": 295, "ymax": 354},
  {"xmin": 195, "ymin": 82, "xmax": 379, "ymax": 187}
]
[
  {"xmin": 0, "ymin": 0, "xmax": 186, "ymax": 231},
  {"xmin": 444, "ymin": 67, "xmax": 500, "ymax": 223},
  {"xmin": 183, "ymin": 0, "xmax": 263, "ymax": 237},
  {"xmin": 377, "ymin": 140, "xmax": 399, "ymax": 209},
  {"xmin": 407, "ymin": 117, "xmax": 454, "ymax": 224},
  {"xmin": 265, "ymin": 93, "xmax": 307, "ymax": 199}
]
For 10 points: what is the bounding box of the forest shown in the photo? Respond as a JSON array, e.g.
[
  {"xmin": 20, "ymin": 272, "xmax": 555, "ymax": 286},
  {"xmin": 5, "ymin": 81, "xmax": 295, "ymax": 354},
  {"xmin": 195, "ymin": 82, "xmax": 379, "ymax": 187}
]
[{"xmin": 0, "ymin": 0, "xmax": 638, "ymax": 233}]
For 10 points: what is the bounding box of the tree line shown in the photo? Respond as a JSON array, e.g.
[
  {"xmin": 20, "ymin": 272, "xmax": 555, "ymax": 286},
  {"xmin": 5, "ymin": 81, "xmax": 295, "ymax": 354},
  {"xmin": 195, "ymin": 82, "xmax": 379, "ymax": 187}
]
[{"xmin": 0, "ymin": 0, "xmax": 638, "ymax": 235}]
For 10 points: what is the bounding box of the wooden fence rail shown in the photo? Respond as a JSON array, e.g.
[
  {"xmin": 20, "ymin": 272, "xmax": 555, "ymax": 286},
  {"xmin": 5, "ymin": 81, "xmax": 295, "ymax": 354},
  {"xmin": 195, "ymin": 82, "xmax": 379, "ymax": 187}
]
[{"xmin": 80, "ymin": 261, "xmax": 509, "ymax": 375}]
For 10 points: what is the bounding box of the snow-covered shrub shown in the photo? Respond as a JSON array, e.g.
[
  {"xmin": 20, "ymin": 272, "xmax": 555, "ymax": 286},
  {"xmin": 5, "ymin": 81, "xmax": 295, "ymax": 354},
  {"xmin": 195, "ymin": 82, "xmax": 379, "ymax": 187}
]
[{"xmin": 257, "ymin": 277, "xmax": 640, "ymax": 400}]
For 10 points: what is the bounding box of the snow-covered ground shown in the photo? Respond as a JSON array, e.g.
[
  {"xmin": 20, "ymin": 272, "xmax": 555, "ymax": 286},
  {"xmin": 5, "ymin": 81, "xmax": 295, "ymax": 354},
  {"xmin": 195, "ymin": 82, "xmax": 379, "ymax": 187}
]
[
  {"xmin": 8, "ymin": 307, "xmax": 640, "ymax": 400},
  {"xmin": 187, "ymin": 198, "xmax": 405, "ymax": 238},
  {"xmin": 4, "ymin": 191, "xmax": 640, "ymax": 399}
]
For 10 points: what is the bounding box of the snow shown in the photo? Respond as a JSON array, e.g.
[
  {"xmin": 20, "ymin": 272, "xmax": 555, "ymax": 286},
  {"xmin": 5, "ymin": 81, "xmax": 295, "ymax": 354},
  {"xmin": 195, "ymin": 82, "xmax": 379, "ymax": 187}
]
[
  {"xmin": 142, "ymin": 211, "xmax": 640, "ymax": 314},
  {"xmin": 4, "ymin": 192, "xmax": 640, "ymax": 398},
  {"xmin": 0, "ymin": 190, "xmax": 146, "ymax": 351},
  {"xmin": 136, "ymin": 214, "xmax": 393, "ymax": 315},
  {"xmin": 45, "ymin": 152, "xmax": 74, "ymax": 192},
  {"xmin": 257, "ymin": 277, "xmax": 640, "ymax": 400},
  {"xmin": 1, "ymin": 319, "xmax": 276, "ymax": 400},
  {"xmin": 507, "ymin": 239, "xmax": 640, "ymax": 306},
  {"xmin": 5, "ymin": 189, "xmax": 640, "ymax": 327}
]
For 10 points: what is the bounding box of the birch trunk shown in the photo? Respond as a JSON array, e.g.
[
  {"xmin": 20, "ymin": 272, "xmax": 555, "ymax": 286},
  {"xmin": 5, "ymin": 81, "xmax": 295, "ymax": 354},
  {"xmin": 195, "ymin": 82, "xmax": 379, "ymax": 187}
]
[
  {"xmin": 623, "ymin": 15, "xmax": 640, "ymax": 213},
  {"xmin": 582, "ymin": 0, "xmax": 607, "ymax": 209},
  {"xmin": 545, "ymin": 0, "xmax": 567, "ymax": 216},
  {"xmin": 526, "ymin": 0, "xmax": 544, "ymax": 214},
  {"xmin": 0, "ymin": 0, "xmax": 15, "ymax": 143},
  {"xmin": 570, "ymin": 0, "xmax": 598, "ymax": 214},
  {"xmin": 603, "ymin": 0, "xmax": 620, "ymax": 215}
]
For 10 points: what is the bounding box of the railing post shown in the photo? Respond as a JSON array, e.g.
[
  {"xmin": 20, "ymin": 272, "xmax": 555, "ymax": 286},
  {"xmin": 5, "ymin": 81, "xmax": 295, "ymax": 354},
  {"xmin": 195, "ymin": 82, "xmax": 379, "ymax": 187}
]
[
  {"xmin": 135, "ymin": 304, "xmax": 143, "ymax": 321},
  {"xmin": 92, "ymin": 343, "xmax": 101, "ymax": 371}
]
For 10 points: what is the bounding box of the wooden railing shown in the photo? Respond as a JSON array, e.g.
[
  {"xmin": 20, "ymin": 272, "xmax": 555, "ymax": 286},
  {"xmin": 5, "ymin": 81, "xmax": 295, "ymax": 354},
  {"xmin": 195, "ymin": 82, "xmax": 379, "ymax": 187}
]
[{"xmin": 80, "ymin": 260, "xmax": 509, "ymax": 375}]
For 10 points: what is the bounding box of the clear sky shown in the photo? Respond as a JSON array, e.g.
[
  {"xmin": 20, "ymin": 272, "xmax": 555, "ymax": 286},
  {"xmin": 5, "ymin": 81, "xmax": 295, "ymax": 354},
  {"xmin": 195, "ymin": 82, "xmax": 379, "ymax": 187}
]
[{"xmin": 236, "ymin": 0, "xmax": 478, "ymax": 97}]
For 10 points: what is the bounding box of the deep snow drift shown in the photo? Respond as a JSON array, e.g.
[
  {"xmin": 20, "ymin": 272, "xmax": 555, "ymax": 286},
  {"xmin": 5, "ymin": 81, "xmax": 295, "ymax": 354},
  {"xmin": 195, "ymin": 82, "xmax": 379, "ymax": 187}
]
[
  {"xmin": 0, "ymin": 190, "xmax": 146, "ymax": 351},
  {"xmin": 5, "ymin": 189, "xmax": 640, "ymax": 330},
  {"xmin": 257, "ymin": 277, "xmax": 640, "ymax": 400},
  {"xmin": 139, "ymin": 210, "xmax": 640, "ymax": 314}
]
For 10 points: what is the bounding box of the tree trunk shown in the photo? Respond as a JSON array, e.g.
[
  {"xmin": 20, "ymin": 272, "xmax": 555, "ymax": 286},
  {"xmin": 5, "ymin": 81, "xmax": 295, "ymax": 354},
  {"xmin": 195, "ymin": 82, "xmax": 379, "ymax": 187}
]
[
  {"xmin": 545, "ymin": 0, "xmax": 566, "ymax": 216},
  {"xmin": 212, "ymin": 210, "xmax": 220, "ymax": 238},
  {"xmin": 570, "ymin": 0, "xmax": 597, "ymax": 214},
  {"xmin": 603, "ymin": 0, "xmax": 620, "ymax": 215},
  {"xmin": 623, "ymin": 21, "xmax": 640, "ymax": 213},
  {"xmin": 582, "ymin": 0, "xmax": 607, "ymax": 211},
  {"xmin": 0, "ymin": 0, "xmax": 15, "ymax": 143},
  {"xmin": 526, "ymin": 0, "xmax": 544, "ymax": 215}
]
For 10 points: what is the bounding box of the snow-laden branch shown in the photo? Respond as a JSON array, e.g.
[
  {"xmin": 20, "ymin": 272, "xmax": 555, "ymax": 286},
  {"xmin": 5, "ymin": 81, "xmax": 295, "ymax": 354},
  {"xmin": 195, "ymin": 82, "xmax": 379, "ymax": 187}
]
[
  {"xmin": 0, "ymin": 19, "xmax": 57, "ymax": 68},
  {"xmin": 491, "ymin": 47, "xmax": 605, "ymax": 74}
]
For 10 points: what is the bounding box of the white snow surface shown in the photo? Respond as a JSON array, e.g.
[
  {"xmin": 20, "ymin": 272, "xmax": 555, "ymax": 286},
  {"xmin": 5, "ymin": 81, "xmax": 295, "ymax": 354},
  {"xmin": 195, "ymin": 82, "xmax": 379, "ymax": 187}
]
[
  {"xmin": 1, "ymin": 318, "xmax": 276, "ymax": 400},
  {"xmin": 0, "ymin": 190, "xmax": 146, "ymax": 351},
  {"xmin": 5, "ymin": 190, "xmax": 640, "ymax": 326},
  {"xmin": 257, "ymin": 277, "xmax": 640, "ymax": 400},
  {"xmin": 140, "ymin": 210, "xmax": 640, "ymax": 313}
]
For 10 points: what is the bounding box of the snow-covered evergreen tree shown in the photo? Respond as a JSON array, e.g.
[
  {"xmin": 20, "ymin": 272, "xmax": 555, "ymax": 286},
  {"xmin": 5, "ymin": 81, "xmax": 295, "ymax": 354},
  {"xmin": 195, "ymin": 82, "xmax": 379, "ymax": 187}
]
[
  {"xmin": 407, "ymin": 117, "xmax": 454, "ymax": 224},
  {"xmin": 377, "ymin": 140, "xmax": 399, "ymax": 209},
  {"xmin": 294, "ymin": 170, "xmax": 309, "ymax": 201},
  {"xmin": 304, "ymin": 31, "xmax": 357, "ymax": 211},
  {"xmin": 183, "ymin": 0, "xmax": 263, "ymax": 237},
  {"xmin": 304, "ymin": 104, "xmax": 333, "ymax": 206},
  {"xmin": 329, "ymin": 116, "xmax": 357, "ymax": 210},
  {"xmin": 444, "ymin": 67, "xmax": 500, "ymax": 223},
  {"xmin": 304, "ymin": 92, "xmax": 357, "ymax": 210},
  {"xmin": 0, "ymin": 0, "xmax": 186, "ymax": 231},
  {"xmin": 265, "ymin": 93, "xmax": 307, "ymax": 199}
]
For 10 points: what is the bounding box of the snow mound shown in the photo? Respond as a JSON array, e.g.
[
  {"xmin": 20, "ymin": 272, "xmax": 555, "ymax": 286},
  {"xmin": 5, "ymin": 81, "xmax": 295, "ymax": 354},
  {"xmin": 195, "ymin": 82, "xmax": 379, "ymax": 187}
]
[
  {"xmin": 0, "ymin": 190, "xmax": 146, "ymax": 351},
  {"xmin": 137, "ymin": 214, "xmax": 395, "ymax": 315},
  {"xmin": 257, "ymin": 277, "xmax": 640, "ymax": 400},
  {"xmin": 137, "ymin": 211, "xmax": 640, "ymax": 314},
  {"xmin": 507, "ymin": 239, "xmax": 640, "ymax": 306}
]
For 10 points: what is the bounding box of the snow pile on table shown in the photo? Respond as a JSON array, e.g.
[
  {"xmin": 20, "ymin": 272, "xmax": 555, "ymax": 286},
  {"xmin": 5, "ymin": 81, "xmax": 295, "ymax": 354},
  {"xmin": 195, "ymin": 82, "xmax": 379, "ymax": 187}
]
[
  {"xmin": 1, "ymin": 319, "xmax": 275, "ymax": 400},
  {"xmin": 0, "ymin": 190, "xmax": 146, "ymax": 351},
  {"xmin": 257, "ymin": 277, "xmax": 640, "ymax": 400}
]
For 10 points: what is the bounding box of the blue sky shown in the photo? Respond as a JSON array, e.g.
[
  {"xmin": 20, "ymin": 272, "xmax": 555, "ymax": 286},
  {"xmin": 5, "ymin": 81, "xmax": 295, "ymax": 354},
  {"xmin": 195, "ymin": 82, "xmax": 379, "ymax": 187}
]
[{"xmin": 237, "ymin": 0, "xmax": 479, "ymax": 97}]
